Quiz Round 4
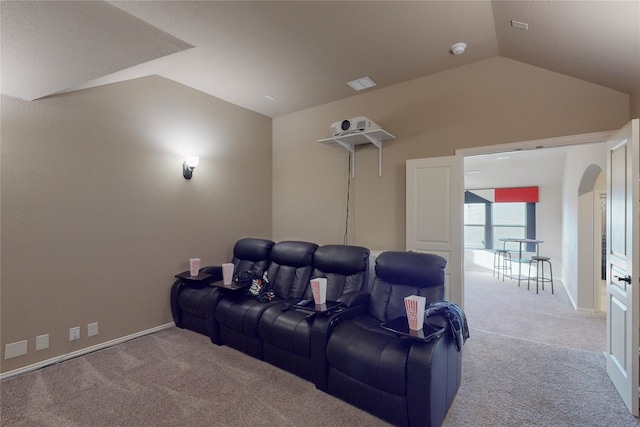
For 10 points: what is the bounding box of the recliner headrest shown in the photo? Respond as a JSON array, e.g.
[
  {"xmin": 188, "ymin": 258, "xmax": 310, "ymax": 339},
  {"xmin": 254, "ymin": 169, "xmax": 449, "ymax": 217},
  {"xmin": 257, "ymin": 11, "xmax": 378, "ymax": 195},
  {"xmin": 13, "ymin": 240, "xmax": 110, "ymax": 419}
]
[
  {"xmin": 375, "ymin": 251, "xmax": 446, "ymax": 288},
  {"xmin": 313, "ymin": 245, "xmax": 369, "ymax": 275},
  {"xmin": 270, "ymin": 241, "xmax": 318, "ymax": 267},
  {"xmin": 234, "ymin": 238, "xmax": 275, "ymax": 262}
]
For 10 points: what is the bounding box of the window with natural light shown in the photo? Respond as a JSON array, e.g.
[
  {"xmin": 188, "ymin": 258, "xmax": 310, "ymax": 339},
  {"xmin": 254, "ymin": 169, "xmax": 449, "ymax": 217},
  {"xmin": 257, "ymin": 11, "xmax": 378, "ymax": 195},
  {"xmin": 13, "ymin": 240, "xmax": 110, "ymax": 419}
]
[
  {"xmin": 464, "ymin": 204, "xmax": 485, "ymax": 248},
  {"xmin": 492, "ymin": 203, "xmax": 526, "ymax": 248},
  {"xmin": 464, "ymin": 202, "xmax": 532, "ymax": 249}
]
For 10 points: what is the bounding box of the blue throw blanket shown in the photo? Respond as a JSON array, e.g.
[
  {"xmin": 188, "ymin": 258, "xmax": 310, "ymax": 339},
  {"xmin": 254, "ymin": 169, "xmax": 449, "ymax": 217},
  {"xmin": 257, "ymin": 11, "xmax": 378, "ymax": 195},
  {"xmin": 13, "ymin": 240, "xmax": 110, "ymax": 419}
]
[{"xmin": 424, "ymin": 301, "xmax": 469, "ymax": 351}]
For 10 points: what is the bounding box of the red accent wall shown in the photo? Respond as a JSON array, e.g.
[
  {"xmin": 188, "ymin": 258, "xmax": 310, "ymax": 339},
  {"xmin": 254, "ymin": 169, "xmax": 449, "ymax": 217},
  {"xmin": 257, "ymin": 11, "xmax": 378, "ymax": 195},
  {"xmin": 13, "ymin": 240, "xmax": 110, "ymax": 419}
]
[{"xmin": 495, "ymin": 187, "xmax": 539, "ymax": 202}]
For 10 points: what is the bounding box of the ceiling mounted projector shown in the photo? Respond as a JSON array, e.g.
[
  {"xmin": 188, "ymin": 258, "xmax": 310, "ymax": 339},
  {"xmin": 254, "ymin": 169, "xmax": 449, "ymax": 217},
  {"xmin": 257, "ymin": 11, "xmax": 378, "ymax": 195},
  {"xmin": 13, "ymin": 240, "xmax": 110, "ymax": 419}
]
[{"xmin": 331, "ymin": 116, "xmax": 380, "ymax": 137}]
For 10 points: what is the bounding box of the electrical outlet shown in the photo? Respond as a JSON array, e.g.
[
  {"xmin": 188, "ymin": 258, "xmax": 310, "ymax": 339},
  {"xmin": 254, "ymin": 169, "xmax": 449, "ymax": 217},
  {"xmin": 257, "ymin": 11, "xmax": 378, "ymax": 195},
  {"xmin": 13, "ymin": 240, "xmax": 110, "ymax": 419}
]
[
  {"xmin": 36, "ymin": 334, "xmax": 49, "ymax": 351},
  {"xmin": 4, "ymin": 340, "xmax": 28, "ymax": 359},
  {"xmin": 88, "ymin": 322, "xmax": 98, "ymax": 337},
  {"xmin": 69, "ymin": 327, "xmax": 80, "ymax": 341}
]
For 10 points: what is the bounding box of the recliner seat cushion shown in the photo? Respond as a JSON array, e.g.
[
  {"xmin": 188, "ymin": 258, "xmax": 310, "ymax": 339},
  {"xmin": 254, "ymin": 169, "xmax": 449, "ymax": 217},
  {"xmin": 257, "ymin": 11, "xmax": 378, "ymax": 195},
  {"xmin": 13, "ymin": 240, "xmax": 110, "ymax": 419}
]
[
  {"xmin": 259, "ymin": 307, "xmax": 313, "ymax": 356},
  {"xmin": 215, "ymin": 296, "xmax": 286, "ymax": 337},
  {"xmin": 326, "ymin": 316, "xmax": 411, "ymax": 395}
]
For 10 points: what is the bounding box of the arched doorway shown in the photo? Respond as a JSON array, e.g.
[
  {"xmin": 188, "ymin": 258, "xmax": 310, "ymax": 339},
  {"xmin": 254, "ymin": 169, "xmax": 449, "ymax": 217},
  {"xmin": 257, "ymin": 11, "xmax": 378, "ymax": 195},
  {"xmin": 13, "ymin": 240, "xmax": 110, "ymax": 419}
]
[{"xmin": 577, "ymin": 164, "xmax": 606, "ymax": 312}]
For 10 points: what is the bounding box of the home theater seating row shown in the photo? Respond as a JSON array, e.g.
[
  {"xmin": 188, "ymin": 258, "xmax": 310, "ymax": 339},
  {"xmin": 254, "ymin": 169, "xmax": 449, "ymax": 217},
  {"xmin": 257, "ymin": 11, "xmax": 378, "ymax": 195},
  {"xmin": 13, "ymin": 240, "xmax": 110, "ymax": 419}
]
[{"xmin": 170, "ymin": 238, "xmax": 463, "ymax": 427}]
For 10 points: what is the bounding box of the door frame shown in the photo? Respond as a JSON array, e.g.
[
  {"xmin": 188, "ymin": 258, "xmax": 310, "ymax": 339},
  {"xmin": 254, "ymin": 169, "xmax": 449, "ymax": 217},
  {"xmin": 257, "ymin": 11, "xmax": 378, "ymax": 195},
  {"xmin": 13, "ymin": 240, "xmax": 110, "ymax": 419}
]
[
  {"xmin": 456, "ymin": 130, "xmax": 615, "ymax": 157},
  {"xmin": 455, "ymin": 130, "xmax": 616, "ymax": 304}
]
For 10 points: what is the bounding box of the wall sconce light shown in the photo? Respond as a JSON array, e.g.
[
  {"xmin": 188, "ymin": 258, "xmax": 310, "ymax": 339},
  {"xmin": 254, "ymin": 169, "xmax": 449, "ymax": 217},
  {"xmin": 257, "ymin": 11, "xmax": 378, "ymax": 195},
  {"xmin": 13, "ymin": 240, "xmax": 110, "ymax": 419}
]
[{"xmin": 183, "ymin": 156, "xmax": 199, "ymax": 179}]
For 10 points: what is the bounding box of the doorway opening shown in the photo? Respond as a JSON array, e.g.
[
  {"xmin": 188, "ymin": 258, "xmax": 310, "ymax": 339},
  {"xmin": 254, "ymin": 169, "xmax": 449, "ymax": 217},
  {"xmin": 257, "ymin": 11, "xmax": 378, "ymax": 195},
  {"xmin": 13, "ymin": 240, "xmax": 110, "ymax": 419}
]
[
  {"xmin": 457, "ymin": 130, "xmax": 614, "ymax": 314},
  {"xmin": 460, "ymin": 142, "xmax": 609, "ymax": 365}
]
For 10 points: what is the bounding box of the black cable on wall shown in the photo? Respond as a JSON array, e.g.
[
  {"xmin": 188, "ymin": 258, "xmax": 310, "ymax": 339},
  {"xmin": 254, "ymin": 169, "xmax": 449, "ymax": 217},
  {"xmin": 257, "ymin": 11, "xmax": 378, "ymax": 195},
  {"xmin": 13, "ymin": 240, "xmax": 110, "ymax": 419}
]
[{"xmin": 343, "ymin": 153, "xmax": 351, "ymax": 244}]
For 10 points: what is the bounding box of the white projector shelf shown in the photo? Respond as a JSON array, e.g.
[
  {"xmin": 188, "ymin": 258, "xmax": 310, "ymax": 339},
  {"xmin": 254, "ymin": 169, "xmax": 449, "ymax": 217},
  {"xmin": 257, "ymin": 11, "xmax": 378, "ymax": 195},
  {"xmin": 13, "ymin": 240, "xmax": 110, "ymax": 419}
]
[{"xmin": 317, "ymin": 129, "xmax": 395, "ymax": 178}]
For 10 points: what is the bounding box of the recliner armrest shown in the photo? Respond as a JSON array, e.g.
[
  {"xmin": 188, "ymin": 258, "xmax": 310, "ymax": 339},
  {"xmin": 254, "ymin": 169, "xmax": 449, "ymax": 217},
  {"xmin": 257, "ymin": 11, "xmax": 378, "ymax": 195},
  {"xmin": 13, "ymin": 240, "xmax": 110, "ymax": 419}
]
[{"xmin": 336, "ymin": 290, "xmax": 370, "ymax": 308}]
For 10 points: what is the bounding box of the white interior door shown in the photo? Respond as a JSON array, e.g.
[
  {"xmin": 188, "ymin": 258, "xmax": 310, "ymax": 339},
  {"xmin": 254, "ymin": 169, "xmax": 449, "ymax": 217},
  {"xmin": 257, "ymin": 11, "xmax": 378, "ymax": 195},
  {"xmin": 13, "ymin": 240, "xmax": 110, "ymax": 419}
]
[
  {"xmin": 406, "ymin": 156, "xmax": 463, "ymax": 306},
  {"xmin": 606, "ymin": 119, "xmax": 639, "ymax": 416}
]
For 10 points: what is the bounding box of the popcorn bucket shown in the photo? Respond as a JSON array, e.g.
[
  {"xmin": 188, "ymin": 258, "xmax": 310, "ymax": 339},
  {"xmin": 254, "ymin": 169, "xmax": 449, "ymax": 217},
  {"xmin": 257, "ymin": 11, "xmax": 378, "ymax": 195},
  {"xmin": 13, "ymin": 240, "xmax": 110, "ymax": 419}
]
[
  {"xmin": 310, "ymin": 278, "xmax": 327, "ymax": 304},
  {"xmin": 222, "ymin": 263, "xmax": 234, "ymax": 285},
  {"xmin": 189, "ymin": 258, "xmax": 201, "ymax": 277},
  {"xmin": 404, "ymin": 295, "xmax": 426, "ymax": 330}
]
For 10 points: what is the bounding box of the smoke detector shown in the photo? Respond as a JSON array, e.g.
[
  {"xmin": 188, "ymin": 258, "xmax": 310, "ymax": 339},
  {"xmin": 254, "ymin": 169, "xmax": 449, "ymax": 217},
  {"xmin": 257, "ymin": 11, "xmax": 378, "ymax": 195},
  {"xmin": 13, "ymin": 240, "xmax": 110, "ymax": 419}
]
[{"xmin": 450, "ymin": 42, "xmax": 467, "ymax": 55}]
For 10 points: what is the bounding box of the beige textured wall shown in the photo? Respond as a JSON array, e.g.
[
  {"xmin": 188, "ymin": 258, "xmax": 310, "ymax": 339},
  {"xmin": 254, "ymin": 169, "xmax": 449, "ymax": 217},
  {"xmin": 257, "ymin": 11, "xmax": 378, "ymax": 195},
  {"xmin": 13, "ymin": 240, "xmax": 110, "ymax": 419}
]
[
  {"xmin": 1, "ymin": 76, "xmax": 272, "ymax": 373},
  {"xmin": 272, "ymin": 57, "xmax": 630, "ymax": 250}
]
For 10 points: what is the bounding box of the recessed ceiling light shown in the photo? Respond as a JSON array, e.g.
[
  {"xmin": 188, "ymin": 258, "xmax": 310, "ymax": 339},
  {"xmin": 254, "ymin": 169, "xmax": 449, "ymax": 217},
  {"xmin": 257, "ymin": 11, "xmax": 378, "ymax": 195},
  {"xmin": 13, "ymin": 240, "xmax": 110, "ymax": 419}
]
[{"xmin": 347, "ymin": 76, "xmax": 377, "ymax": 91}]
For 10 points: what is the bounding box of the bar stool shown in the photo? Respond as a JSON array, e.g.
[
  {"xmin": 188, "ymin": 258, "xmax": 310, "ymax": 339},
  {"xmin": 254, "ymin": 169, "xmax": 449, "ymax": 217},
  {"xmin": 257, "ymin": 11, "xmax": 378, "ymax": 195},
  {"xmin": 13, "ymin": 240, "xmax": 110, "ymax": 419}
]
[
  {"xmin": 528, "ymin": 256, "xmax": 553, "ymax": 294},
  {"xmin": 493, "ymin": 249, "xmax": 512, "ymax": 281}
]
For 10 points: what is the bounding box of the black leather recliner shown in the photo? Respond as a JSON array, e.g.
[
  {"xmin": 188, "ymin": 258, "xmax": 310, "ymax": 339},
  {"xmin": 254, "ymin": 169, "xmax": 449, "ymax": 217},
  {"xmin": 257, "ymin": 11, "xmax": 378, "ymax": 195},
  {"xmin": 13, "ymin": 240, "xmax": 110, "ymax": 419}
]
[
  {"xmin": 258, "ymin": 244, "xmax": 370, "ymax": 381},
  {"xmin": 322, "ymin": 251, "xmax": 461, "ymax": 427},
  {"xmin": 214, "ymin": 240, "xmax": 318, "ymax": 359},
  {"xmin": 170, "ymin": 238, "xmax": 275, "ymax": 341}
]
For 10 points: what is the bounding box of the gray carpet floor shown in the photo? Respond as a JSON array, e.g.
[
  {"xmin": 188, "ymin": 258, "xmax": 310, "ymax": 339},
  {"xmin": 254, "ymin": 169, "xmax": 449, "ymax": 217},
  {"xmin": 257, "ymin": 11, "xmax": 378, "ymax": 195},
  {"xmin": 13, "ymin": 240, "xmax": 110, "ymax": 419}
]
[
  {"xmin": 2, "ymin": 259, "xmax": 639, "ymax": 426},
  {"xmin": 1, "ymin": 329, "xmax": 387, "ymax": 427},
  {"xmin": 443, "ymin": 261, "xmax": 638, "ymax": 426}
]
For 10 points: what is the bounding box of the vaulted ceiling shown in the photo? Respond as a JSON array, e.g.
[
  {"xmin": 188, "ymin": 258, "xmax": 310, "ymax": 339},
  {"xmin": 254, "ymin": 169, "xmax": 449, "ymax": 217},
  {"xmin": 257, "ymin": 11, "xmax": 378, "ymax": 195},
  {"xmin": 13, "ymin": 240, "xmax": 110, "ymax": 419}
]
[{"xmin": 2, "ymin": 1, "xmax": 639, "ymax": 118}]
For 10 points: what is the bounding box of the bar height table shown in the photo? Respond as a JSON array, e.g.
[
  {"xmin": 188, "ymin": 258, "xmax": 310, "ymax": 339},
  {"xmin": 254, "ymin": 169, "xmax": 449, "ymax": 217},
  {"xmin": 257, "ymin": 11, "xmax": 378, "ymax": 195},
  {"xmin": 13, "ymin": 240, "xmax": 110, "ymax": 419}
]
[{"xmin": 499, "ymin": 238, "xmax": 543, "ymax": 285}]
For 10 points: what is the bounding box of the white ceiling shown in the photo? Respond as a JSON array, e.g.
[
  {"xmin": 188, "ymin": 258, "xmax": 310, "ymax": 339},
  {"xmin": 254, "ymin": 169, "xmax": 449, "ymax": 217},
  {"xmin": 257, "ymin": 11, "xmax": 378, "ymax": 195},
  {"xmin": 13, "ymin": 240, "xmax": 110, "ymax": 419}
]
[
  {"xmin": 464, "ymin": 146, "xmax": 572, "ymax": 189},
  {"xmin": 2, "ymin": 1, "xmax": 639, "ymax": 118},
  {"xmin": 0, "ymin": 1, "xmax": 192, "ymax": 102}
]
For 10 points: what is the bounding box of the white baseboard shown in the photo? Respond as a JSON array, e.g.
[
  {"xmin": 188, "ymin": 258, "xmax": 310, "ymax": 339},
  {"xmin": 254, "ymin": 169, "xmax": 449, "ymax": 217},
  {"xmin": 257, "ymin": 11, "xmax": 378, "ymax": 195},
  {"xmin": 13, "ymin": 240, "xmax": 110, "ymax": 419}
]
[{"xmin": 0, "ymin": 322, "xmax": 175, "ymax": 381}]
